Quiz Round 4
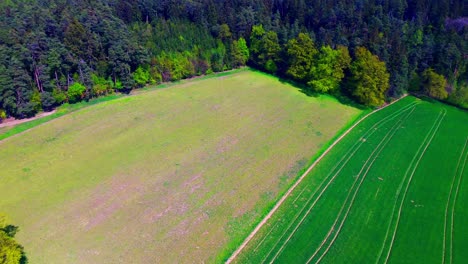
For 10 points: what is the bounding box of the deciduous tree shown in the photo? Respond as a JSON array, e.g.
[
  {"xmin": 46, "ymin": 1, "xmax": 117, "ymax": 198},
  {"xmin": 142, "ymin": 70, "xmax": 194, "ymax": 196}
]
[
  {"xmin": 308, "ymin": 46, "xmax": 351, "ymax": 93},
  {"xmin": 348, "ymin": 47, "xmax": 390, "ymax": 106},
  {"xmin": 286, "ymin": 33, "xmax": 317, "ymax": 82},
  {"xmin": 422, "ymin": 68, "xmax": 448, "ymax": 99}
]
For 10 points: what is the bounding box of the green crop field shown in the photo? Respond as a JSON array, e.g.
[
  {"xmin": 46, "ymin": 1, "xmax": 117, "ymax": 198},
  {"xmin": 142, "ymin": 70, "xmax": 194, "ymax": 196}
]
[
  {"xmin": 233, "ymin": 96, "xmax": 468, "ymax": 263},
  {"xmin": 0, "ymin": 70, "xmax": 362, "ymax": 263}
]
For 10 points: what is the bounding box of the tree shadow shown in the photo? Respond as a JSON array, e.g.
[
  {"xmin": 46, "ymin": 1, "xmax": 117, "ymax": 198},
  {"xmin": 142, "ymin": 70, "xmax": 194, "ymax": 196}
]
[{"xmin": 248, "ymin": 67, "xmax": 368, "ymax": 110}]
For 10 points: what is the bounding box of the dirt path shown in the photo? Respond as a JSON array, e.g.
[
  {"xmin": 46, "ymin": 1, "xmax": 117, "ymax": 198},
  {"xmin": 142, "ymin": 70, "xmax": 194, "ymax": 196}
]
[
  {"xmin": 0, "ymin": 110, "xmax": 57, "ymax": 128},
  {"xmin": 225, "ymin": 95, "xmax": 408, "ymax": 263}
]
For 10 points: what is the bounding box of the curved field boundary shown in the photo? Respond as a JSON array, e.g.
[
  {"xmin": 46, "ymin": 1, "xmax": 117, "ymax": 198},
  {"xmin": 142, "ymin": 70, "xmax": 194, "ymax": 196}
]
[
  {"xmin": 377, "ymin": 109, "xmax": 447, "ymax": 264},
  {"xmin": 261, "ymin": 102, "xmax": 417, "ymax": 263},
  {"xmin": 225, "ymin": 95, "xmax": 409, "ymax": 263},
  {"xmin": 305, "ymin": 107, "xmax": 416, "ymax": 264},
  {"xmin": 270, "ymin": 106, "xmax": 416, "ymax": 263},
  {"xmin": 442, "ymin": 136, "xmax": 468, "ymax": 264},
  {"xmin": 262, "ymin": 103, "xmax": 418, "ymax": 263}
]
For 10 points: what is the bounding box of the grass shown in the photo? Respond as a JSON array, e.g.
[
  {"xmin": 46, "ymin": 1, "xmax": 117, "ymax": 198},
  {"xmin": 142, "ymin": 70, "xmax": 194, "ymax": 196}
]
[
  {"xmin": 0, "ymin": 69, "xmax": 362, "ymax": 263},
  {"xmin": 0, "ymin": 68, "xmax": 247, "ymax": 142},
  {"xmin": 233, "ymin": 96, "xmax": 468, "ymax": 263},
  {"xmin": 0, "ymin": 95, "xmax": 123, "ymax": 141}
]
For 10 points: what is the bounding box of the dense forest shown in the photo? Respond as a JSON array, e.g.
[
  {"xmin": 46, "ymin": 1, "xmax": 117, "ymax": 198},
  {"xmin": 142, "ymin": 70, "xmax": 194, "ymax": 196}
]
[{"xmin": 0, "ymin": 0, "xmax": 466, "ymax": 120}]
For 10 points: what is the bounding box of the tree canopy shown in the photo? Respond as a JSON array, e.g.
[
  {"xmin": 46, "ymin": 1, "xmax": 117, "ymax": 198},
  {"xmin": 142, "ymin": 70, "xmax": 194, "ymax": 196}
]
[
  {"xmin": 0, "ymin": 0, "xmax": 465, "ymax": 116},
  {"xmin": 0, "ymin": 214, "xmax": 27, "ymax": 264},
  {"xmin": 348, "ymin": 47, "xmax": 390, "ymax": 106}
]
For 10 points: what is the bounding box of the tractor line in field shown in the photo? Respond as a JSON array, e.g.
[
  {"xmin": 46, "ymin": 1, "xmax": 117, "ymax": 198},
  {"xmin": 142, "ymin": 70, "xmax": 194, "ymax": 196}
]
[
  {"xmin": 442, "ymin": 136, "xmax": 468, "ymax": 264},
  {"xmin": 260, "ymin": 101, "xmax": 418, "ymax": 263},
  {"xmin": 265, "ymin": 104, "xmax": 416, "ymax": 263},
  {"xmin": 292, "ymin": 185, "xmax": 310, "ymax": 204},
  {"xmin": 305, "ymin": 107, "xmax": 416, "ymax": 264},
  {"xmin": 377, "ymin": 109, "xmax": 446, "ymax": 264},
  {"xmin": 225, "ymin": 95, "xmax": 408, "ymax": 264},
  {"xmin": 254, "ymin": 222, "xmax": 280, "ymax": 252},
  {"xmin": 446, "ymin": 136, "xmax": 468, "ymax": 264}
]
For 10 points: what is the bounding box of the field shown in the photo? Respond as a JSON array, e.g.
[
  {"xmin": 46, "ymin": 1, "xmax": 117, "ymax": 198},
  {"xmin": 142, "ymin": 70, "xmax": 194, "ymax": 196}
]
[
  {"xmin": 0, "ymin": 70, "xmax": 362, "ymax": 263},
  {"xmin": 233, "ymin": 96, "xmax": 468, "ymax": 263}
]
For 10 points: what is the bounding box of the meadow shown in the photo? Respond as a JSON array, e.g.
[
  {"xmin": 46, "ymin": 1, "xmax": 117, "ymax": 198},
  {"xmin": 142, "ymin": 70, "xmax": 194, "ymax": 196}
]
[
  {"xmin": 0, "ymin": 70, "xmax": 362, "ymax": 263},
  {"xmin": 233, "ymin": 96, "xmax": 468, "ymax": 263}
]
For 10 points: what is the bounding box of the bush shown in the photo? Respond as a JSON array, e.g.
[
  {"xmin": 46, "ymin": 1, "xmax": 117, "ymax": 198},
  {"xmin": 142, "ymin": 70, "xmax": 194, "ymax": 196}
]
[
  {"xmin": 0, "ymin": 109, "xmax": 6, "ymax": 121},
  {"xmin": 67, "ymin": 82, "xmax": 86, "ymax": 103},
  {"xmin": 133, "ymin": 66, "xmax": 150, "ymax": 87},
  {"xmin": 52, "ymin": 88, "xmax": 67, "ymax": 105},
  {"xmin": 91, "ymin": 74, "xmax": 112, "ymax": 97}
]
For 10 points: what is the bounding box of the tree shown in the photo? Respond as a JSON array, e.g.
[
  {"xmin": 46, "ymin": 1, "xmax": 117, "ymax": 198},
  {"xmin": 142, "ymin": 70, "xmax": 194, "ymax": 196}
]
[
  {"xmin": 210, "ymin": 42, "xmax": 226, "ymax": 72},
  {"xmin": 40, "ymin": 92, "xmax": 56, "ymax": 111},
  {"xmin": 218, "ymin": 24, "xmax": 232, "ymax": 43},
  {"xmin": 422, "ymin": 68, "xmax": 448, "ymax": 100},
  {"xmin": 348, "ymin": 47, "xmax": 390, "ymax": 106},
  {"xmin": 308, "ymin": 45, "xmax": 351, "ymax": 93},
  {"xmin": 67, "ymin": 82, "xmax": 86, "ymax": 103},
  {"xmin": 448, "ymin": 82, "xmax": 468, "ymax": 107},
  {"xmin": 133, "ymin": 66, "xmax": 150, "ymax": 87},
  {"xmin": 0, "ymin": 65, "xmax": 16, "ymax": 117},
  {"xmin": 91, "ymin": 74, "xmax": 112, "ymax": 97},
  {"xmin": 286, "ymin": 33, "xmax": 317, "ymax": 82},
  {"xmin": 52, "ymin": 88, "xmax": 67, "ymax": 105},
  {"xmin": 260, "ymin": 31, "xmax": 281, "ymax": 73},
  {"xmin": 0, "ymin": 109, "xmax": 6, "ymax": 121},
  {"xmin": 0, "ymin": 214, "xmax": 27, "ymax": 264},
  {"xmin": 249, "ymin": 24, "xmax": 266, "ymax": 66},
  {"xmin": 249, "ymin": 25, "xmax": 280, "ymax": 72},
  {"xmin": 231, "ymin": 37, "xmax": 249, "ymax": 67}
]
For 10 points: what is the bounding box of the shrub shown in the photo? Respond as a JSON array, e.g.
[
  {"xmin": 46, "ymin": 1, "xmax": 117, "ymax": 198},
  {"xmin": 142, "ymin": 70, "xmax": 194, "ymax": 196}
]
[{"xmin": 67, "ymin": 82, "xmax": 86, "ymax": 103}]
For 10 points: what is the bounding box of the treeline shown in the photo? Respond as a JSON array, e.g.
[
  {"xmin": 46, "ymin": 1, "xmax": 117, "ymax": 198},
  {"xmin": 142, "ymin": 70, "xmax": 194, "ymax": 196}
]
[{"xmin": 0, "ymin": 0, "xmax": 466, "ymax": 121}]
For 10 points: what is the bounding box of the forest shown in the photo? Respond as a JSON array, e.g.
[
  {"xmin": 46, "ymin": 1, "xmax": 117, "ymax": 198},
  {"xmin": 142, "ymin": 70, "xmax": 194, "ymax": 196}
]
[{"xmin": 0, "ymin": 0, "xmax": 466, "ymax": 120}]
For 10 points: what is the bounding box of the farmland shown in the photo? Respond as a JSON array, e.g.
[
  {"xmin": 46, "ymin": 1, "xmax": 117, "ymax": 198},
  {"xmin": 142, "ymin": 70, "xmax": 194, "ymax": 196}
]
[
  {"xmin": 0, "ymin": 70, "xmax": 362, "ymax": 263},
  {"xmin": 233, "ymin": 96, "xmax": 468, "ymax": 263}
]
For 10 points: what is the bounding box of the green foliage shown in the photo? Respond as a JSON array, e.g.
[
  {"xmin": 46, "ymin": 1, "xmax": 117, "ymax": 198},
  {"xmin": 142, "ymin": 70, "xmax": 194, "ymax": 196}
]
[
  {"xmin": 30, "ymin": 91, "xmax": 42, "ymax": 113},
  {"xmin": 67, "ymin": 83, "xmax": 86, "ymax": 103},
  {"xmin": 0, "ymin": 232, "xmax": 23, "ymax": 264},
  {"xmin": 211, "ymin": 42, "xmax": 227, "ymax": 72},
  {"xmin": 231, "ymin": 38, "xmax": 249, "ymax": 67},
  {"xmin": 0, "ymin": 214, "xmax": 27, "ymax": 264},
  {"xmin": 348, "ymin": 47, "xmax": 390, "ymax": 106},
  {"xmin": 91, "ymin": 75, "xmax": 112, "ymax": 97},
  {"xmin": 308, "ymin": 45, "xmax": 351, "ymax": 93},
  {"xmin": 286, "ymin": 33, "xmax": 317, "ymax": 82},
  {"xmin": 408, "ymin": 72, "xmax": 422, "ymax": 92},
  {"xmin": 218, "ymin": 24, "xmax": 232, "ymax": 43},
  {"xmin": 40, "ymin": 92, "xmax": 56, "ymax": 111},
  {"xmin": 52, "ymin": 89, "xmax": 67, "ymax": 105},
  {"xmin": 0, "ymin": 0, "xmax": 464, "ymax": 117},
  {"xmin": 0, "ymin": 109, "xmax": 6, "ymax": 121},
  {"xmin": 448, "ymin": 82, "xmax": 468, "ymax": 108},
  {"xmin": 250, "ymin": 25, "xmax": 281, "ymax": 73},
  {"xmin": 422, "ymin": 68, "xmax": 448, "ymax": 100},
  {"xmin": 133, "ymin": 66, "xmax": 150, "ymax": 87}
]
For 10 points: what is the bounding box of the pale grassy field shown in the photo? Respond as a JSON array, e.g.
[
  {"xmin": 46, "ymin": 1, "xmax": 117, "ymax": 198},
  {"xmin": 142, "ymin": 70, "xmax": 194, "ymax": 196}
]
[{"xmin": 0, "ymin": 70, "xmax": 361, "ymax": 263}]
